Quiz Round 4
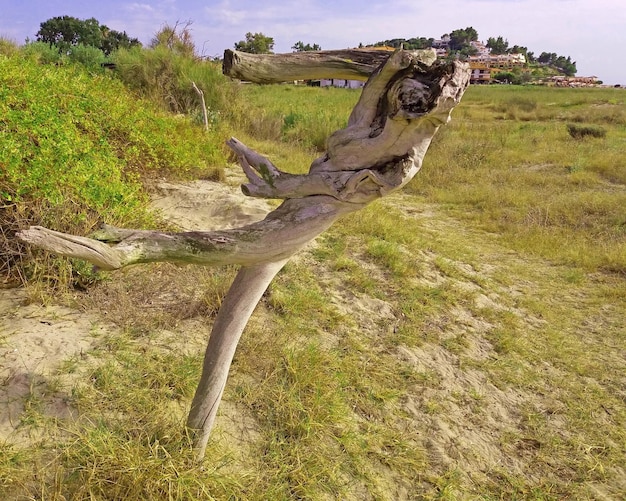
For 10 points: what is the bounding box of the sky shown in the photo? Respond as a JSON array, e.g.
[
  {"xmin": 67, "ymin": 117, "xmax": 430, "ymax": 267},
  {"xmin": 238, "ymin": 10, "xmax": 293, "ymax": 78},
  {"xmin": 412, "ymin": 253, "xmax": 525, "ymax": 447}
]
[{"xmin": 1, "ymin": 0, "xmax": 624, "ymax": 85}]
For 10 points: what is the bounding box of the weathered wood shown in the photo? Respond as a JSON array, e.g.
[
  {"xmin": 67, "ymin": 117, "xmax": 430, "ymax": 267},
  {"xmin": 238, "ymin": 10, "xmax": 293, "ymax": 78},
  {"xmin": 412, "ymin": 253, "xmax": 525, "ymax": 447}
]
[
  {"xmin": 222, "ymin": 48, "xmax": 431, "ymax": 84},
  {"xmin": 191, "ymin": 81, "xmax": 209, "ymax": 131},
  {"xmin": 17, "ymin": 49, "xmax": 471, "ymax": 460},
  {"xmin": 186, "ymin": 259, "xmax": 288, "ymax": 459},
  {"xmin": 18, "ymin": 195, "xmax": 353, "ymax": 270}
]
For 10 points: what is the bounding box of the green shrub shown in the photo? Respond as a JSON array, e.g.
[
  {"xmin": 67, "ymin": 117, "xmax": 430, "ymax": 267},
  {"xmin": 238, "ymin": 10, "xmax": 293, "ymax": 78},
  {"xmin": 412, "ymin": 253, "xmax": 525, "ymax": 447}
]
[
  {"xmin": 20, "ymin": 41, "xmax": 63, "ymax": 64},
  {"xmin": 0, "ymin": 53, "xmax": 226, "ymax": 287},
  {"xmin": 110, "ymin": 46, "xmax": 237, "ymax": 120},
  {"xmin": 67, "ymin": 43, "xmax": 106, "ymax": 68},
  {"xmin": 0, "ymin": 37, "xmax": 18, "ymax": 57}
]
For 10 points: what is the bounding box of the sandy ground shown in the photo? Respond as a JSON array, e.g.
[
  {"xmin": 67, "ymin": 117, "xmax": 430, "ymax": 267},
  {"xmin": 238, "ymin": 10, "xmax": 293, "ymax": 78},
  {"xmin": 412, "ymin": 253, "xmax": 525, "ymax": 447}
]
[
  {"xmin": 0, "ymin": 289, "xmax": 107, "ymax": 442},
  {"xmin": 0, "ymin": 172, "xmax": 272, "ymax": 443},
  {"xmin": 1, "ymin": 173, "xmax": 623, "ymax": 498}
]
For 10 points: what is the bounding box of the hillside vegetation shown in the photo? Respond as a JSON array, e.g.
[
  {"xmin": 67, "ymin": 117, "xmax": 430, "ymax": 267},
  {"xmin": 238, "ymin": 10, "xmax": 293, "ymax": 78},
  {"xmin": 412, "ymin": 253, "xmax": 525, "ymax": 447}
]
[
  {"xmin": 0, "ymin": 47, "xmax": 231, "ymax": 287},
  {"xmin": 1, "ymin": 41, "xmax": 625, "ymax": 500}
]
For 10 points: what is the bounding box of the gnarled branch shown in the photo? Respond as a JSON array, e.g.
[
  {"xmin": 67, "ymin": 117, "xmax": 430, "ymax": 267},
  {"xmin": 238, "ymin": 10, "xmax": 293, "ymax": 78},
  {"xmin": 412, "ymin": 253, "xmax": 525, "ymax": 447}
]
[{"xmin": 17, "ymin": 49, "xmax": 470, "ymax": 459}]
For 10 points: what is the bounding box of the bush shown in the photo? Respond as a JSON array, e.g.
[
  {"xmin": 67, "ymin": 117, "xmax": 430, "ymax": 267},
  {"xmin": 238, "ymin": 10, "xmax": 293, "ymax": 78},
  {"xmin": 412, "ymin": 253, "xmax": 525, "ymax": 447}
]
[
  {"xmin": 566, "ymin": 123, "xmax": 606, "ymax": 139},
  {"xmin": 20, "ymin": 41, "xmax": 63, "ymax": 64},
  {"xmin": 111, "ymin": 46, "xmax": 237, "ymax": 120},
  {"xmin": 0, "ymin": 54, "xmax": 226, "ymax": 287},
  {"xmin": 68, "ymin": 43, "xmax": 106, "ymax": 68},
  {"xmin": 0, "ymin": 37, "xmax": 18, "ymax": 57}
]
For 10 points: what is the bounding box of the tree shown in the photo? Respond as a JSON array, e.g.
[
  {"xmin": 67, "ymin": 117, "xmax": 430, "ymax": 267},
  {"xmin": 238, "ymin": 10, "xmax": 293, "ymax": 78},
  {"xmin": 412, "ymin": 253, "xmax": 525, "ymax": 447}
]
[
  {"xmin": 486, "ymin": 36, "xmax": 509, "ymax": 55},
  {"xmin": 554, "ymin": 55, "xmax": 576, "ymax": 76},
  {"xmin": 448, "ymin": 27, "xmax": 478, "ymax": 51},
  {"xmin": 292, "ymin": 41, "xmax": 321, "ymax": 52},
  {"xmin": 537, "ymin": 51, "xmax": 576, "ymax": 76},
  {"xmin": 234, "ymin": 32, "xmax": 274, "ymax": 54},
  {"xmin": 100, "ymin": 27, "xmax": 141, "ymax": 56},
  {"xmin": 19, "ymin": 48, "xmax": 471, "ymax": 460},
  {"xmin": 538, "ymin": 51, "xmax": 557, "ymax": 64},
  {"xmin": 372, "ymin": 37, "xmax": 433, "ymax": 50},
  {"xmin": 37, "ymin": 16, "xmax": 102, "ymax": 53},
  {"xmin": 36, "ymin": 15, "xmax": 140, "ymax": 56}
]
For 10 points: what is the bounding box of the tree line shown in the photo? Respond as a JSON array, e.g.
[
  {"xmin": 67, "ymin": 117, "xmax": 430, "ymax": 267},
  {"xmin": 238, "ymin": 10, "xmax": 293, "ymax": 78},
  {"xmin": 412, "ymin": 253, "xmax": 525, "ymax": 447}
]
[
  {"xmin": 35, "ymin": 15, "xmax": 141, "ymax": 55},
  {"xmin": 32, "ymin": 16, "xmax": 321, "ymax": 59},
  {"xmin": 31, "ymin": 17, "xmax": 576, "ymax": 77}
]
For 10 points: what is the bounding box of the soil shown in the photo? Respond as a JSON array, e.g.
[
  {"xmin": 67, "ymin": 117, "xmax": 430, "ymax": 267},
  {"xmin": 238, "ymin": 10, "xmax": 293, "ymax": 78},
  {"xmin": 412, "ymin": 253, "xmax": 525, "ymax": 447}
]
[
  {"xmin": 1, "ymin": 172, "xmax": 273, "ymax": 443},
  {"xmin": 1, "ymin": 170, "xmax": 623, "ymax": 498}
]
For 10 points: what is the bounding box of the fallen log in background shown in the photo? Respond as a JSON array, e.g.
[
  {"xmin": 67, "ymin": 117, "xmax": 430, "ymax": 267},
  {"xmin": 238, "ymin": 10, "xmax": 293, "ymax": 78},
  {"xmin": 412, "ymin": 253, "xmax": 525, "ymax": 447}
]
[{"xmin": 222, "ymin": 48, "xmax": 413, "ymax": 83}]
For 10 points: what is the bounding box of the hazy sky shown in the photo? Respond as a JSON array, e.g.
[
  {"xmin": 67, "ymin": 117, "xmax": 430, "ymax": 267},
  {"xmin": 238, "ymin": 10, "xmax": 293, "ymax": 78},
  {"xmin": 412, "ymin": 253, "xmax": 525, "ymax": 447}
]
[{"xmin": 1, "ymin": 0, "xmax": 624, "ymax": 85}]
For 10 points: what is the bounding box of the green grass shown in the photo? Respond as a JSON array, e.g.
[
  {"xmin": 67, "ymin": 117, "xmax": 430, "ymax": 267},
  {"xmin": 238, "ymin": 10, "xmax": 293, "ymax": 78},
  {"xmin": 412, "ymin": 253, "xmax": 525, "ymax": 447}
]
[
  {"xmin": 0, "ymin": 52, "xmax": 228, "ymax": 287},
  {"xmin": 2, "ymin": 71, "xmax": 625, "ymax": 499},
  {"xmin": 412, "ymin": 85, "xmax": 626, "ymax": 274},
  {"xmin": 235, "ymin": 84, "xmax": 360, "ymax": 152}
]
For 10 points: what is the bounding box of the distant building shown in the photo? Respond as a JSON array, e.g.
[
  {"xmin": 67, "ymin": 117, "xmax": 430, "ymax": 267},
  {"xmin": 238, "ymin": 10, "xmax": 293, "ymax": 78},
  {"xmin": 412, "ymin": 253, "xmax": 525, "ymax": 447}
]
[
  {"xmin": 432, "ymin": 35, "xmax": 450, "ymax": 49},
  {"xmin": 546, "ymin": 75, "xmax": 600, "ymax": 87},
  {"xmin": 318, "ymin": 79, "xmax": 365, "ymax": 89},
  {"xmin": 466, "ymin": 48, "xmax": 527, "ymax": 84}
]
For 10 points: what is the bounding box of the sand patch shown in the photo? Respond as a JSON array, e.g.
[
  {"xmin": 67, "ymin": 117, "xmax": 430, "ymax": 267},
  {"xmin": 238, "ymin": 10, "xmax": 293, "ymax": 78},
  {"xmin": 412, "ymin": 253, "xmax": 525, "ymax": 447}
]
[
  {"xmin": 151, "ymin": 178, "xmax": 272, "ymax": 231},
  {"xmin": 1, "ymin": 173, "xmax": 272, "ymax": 444},
  {"xmin": 0, "ymin": 289, "xmax": 108, "ymax": 442}
]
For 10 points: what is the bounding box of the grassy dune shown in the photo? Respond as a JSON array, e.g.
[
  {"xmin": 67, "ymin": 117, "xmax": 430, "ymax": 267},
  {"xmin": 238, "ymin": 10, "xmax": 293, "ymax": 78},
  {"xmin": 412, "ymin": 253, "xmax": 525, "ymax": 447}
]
[
  {"xmin": 1, "ymin": 58, "xmax": 625, "ymax": 500},
  {"xmin": 0, "ymin": 52, "xmax": 228, "ymax": 287}
]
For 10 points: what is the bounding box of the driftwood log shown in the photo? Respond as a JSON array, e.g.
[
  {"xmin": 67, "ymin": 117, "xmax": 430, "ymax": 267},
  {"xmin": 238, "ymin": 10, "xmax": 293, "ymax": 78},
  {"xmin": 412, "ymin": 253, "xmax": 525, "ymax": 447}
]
[
  {"xmin": 18, "ymin": 48, "xmax": 470, "ymax": 460},
  {"xmin": 222, "ymin": 48, "xmax": 404, "ymax": 83}
]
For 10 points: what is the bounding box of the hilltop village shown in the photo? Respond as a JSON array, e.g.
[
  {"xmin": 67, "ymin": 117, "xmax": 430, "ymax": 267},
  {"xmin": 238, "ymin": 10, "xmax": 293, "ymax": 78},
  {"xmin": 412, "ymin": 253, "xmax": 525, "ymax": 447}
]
[
  {"xmin": 316, "ymin": 35, "xmax": 601, "ymax": 88},
  {"xmin": 442, "ymin": 38, "xmax": 600, "ymax": 86}
]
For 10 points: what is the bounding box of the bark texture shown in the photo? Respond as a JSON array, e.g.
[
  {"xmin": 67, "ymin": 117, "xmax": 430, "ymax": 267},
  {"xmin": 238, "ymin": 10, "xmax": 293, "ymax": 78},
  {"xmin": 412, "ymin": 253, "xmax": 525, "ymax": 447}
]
[
  {"xmin": 186, "ymin": 259, "xmax": 289, "ymax": 459},
  {"xmin": 17, "ymin": 49, "xmax": 470, "ymax": 459},
  {"xmin": 223, "ymin": 48, "xmax": 409, "ymax": 83}
]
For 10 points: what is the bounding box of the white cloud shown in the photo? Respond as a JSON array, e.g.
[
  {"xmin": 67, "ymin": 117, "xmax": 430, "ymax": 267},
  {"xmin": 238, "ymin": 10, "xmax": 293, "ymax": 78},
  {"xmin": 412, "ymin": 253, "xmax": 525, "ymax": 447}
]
[{"xmin": 124, "ymin": 3, "xmax": 155, "ymax": 13}]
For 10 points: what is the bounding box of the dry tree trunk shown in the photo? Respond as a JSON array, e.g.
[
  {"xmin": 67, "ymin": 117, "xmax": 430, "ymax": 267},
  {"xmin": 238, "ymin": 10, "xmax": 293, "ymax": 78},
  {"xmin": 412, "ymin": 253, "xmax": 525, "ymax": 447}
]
[
  {"xmin": 222, "ymin": 48, "xmax": 405, "ymax": 83},
  {"xmin": 18, "ymin": 48, "xmax": 470, "ymax": 460}
]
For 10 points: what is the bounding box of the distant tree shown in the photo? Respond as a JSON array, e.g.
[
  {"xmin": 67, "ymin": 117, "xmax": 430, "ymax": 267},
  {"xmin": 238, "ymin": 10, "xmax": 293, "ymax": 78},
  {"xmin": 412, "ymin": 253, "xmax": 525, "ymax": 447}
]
[
  {"xmin": 492, "ymin": 71, "xmax": 516, "ymax": 84},
  {"xmin": 458, "ymin": 45, "xmax": 478, "ymax": 58},
  {"xmin": 554, "ymin": 55, "xmax": 577, "ymax": 76},
  {"xmin": 373, "ymin": 37, "xmax": 433, "ymax": 50},
  {"xmin": 36, "ymin": 15, "xmax": 140, "ymax": 55},
  {"xmin": 234, "ymin": 32, "xmax": 274, "ymax": 54},
  {"xmin": 538, "ymin": 51, "xmax": 557, "ymax": 64},
  {"xmin": 537, "ymin": 51, "xmax": 576, "ymax": 75},
  {"xmin": 292, "ymin": 41, "xmax": 321, "ymax": 52},
  {"xmin": 100, "ymin": 27, "xmax": 141, "ymax": 56},
  {"xmin": 37, "ymin": 16, "xmax": 102, "ymax": 53},
  {"xmin": 448, "ymin": 27, "xmax": 478, "ymax": 51},
  {"xmin": 150, "ymin": 21, "xmax": 196, "ymax": 57},
  {"xmin": 486, "ymin": 36, "xmax": 509, "ymax": 55}
]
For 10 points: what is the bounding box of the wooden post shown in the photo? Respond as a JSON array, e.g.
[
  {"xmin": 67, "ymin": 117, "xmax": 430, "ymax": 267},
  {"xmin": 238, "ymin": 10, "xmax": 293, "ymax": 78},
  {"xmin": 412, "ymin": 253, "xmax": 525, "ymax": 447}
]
[{"xmin": 191, "ymin": 81, "xmax": 209, "ymax": 131}]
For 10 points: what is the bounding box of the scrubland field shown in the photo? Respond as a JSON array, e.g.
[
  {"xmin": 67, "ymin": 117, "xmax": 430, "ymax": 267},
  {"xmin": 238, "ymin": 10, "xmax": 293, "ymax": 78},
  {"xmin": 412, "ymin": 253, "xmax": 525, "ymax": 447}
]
[{"xmin": 1, "ymin": 47, "xmax": 625, "ymax": 500}]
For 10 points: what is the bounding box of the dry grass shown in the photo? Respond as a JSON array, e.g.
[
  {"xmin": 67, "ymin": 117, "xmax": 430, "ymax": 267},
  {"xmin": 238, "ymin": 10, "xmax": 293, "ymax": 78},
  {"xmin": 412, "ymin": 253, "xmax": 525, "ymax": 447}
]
[{"xmin": 2, "ymin": 84, "xmax": 625, "ymax": 499}]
